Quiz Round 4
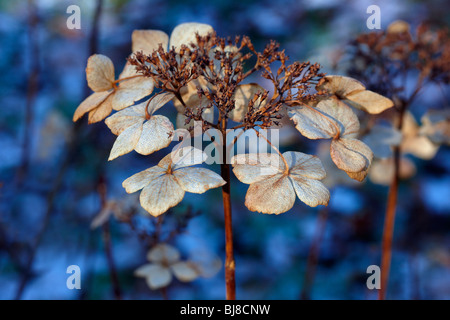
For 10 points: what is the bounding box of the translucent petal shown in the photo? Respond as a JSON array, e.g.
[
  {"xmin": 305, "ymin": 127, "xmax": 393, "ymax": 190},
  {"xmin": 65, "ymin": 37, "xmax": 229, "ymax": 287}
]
[
  {"xmin": 86, "ymin": 54, "xmax": 115, "ymax": 92},
  {"xmin": 244, "ymin": 174, "xmax": 295, "ymax": 214},
  {"xmin": 165, "ymin": 146, "xmax": 206, "ymax": 170},
  {"xmin": 134, "ymin": 263, "xmax": 172, "ymax": 290},
  {"xmin": 317, "ymin": 75, "xmax": 365, "ymax": 98},
  {"xmin": 172, "ymin": 77, "xmax": 210, "ymax": 113},
  {"xmin": 122, "ymin": 165, "xmax": 167, "ymax": 194},
  {"xmin": 139, "ymin": 174, "xmax": 185, "ymax": 216},
  {"xmin": 289, "ymin": 103, "xmax": 337, "ymax": 139},
  {"xmin": 87, "ymin": 93, "xmax": 114, "ymax": 124},
  {"xmin": 147, "ymin": 92, "xmax": 176, "ymax": 115},
  {"xmin": 282, "ymin": 151, "xmax": 326, "ymax": 180},
  {"xmin": 108, "ymin": 120, "xmax": 144, "ymax": 160},
  {"xmin": 112, "ymin": 77, "xmax": 154, "ymax": 111},
  {"xmin": 330, "ymin": 138, "xmax": 373, "ymax": 173},
  {"xmin": 289, "ymin": 176, "xmax": 330, "ymax": 207},
  {"xmin": 345, "ymin": 90, "xmax": 394, "ymax": 114},
  {"xmin": 73, "ymin": 91, "xmax": 111, "ymax": 122},
  {"xmin": 231, "ymin": 153, "xmax": 284, "ymax": 184},
  {"xmin": 171, "ymin": 261, "xmax": 200, "ymax": 282},
  {"xmin": 132, "ymin": 30, "xmax": 169, "ymax": 54},
  {"xmin": 134, "ymin": 115, "xmax": 174, "ymax": 155},
  {"xmin": 229, "ymin": 83, "xmax": 266, "ymax": 122},
  {"xmin": 147, "ymin": 243, "xmax": 180, "ymax": 264},
  {"xmin": 105, "ymin": 104, "xmax": 146, "ymax": 135},
  {"xmin": 169, "ymin": 23, "xmax": 214, "ymax": 51},
  {"xmin": 316, "ymin": 98, "xmax": 360, "ymax": 137},
  {"xmin": 172, "ymin": 167, "xmax": 226, "ymax": 194}
]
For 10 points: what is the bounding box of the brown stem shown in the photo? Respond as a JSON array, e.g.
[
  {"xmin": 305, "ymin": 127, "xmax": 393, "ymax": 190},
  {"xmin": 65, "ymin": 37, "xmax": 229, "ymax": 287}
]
[
  {"xmin": 300, "ymin": 207, "xmax": 328, "ymax": 300},
  {"xmin": 220, "ymin": 120, "xmax": 236, "ymax": 300},
  {"xmin": 378, "ymin": 103, "xmax": 406, "ymax": 300}
]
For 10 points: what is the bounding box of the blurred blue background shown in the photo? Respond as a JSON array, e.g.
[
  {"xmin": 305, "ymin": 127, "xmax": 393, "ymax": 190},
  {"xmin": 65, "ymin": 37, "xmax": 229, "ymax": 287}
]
[{"xmin": 0, "ymin": 0, "xmax": 449, "ymax": 300}]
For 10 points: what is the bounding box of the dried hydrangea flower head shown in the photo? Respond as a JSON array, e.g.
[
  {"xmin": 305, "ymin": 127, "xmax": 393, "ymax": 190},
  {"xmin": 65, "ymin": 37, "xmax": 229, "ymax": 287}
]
[
  {"xmin": 123, "ymin": 146, "xmax": 225, "ymax": 216},
  {"xmin": 73, "ymin": 21, "xmax": 396, "ymax": 300}
]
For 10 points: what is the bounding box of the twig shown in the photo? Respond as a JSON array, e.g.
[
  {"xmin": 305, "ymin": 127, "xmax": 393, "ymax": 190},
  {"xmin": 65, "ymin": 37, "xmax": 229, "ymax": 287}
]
[
  {"xmin": 97, "ymin": 177, "xmax": 122, "ymax": 300},
  {"xmin": 16, "ymin": 0, "xmax": 39, "ymax": 185},
  {"xmin": 378, "ymin": 101, "xmax": 407, "ymax": 300},
  {"xmin": 300, "ymin": 207, "xmax": 328, "ymax": 300}
]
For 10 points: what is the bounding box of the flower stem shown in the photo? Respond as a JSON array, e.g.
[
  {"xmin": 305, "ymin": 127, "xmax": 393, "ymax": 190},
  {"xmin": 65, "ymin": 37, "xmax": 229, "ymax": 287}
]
[
  {"xmin": 220, "ymin": 122, "xmax": 236, "ymax": 300},
  {"xmin": 379, "ymin": 103, "xmax": 406, "ymax": 300},
  {"xmin": 379, "ymin": 146, "xmax": 400, "ymax": 300}
]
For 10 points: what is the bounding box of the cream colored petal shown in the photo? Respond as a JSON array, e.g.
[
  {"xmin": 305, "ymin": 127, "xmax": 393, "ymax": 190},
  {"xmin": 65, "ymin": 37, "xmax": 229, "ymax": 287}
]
[
  {"xmin": 87, "ymin": 93, "xmax": 114, "ymax": 124},
  {"xmin": 171, "ymin": 261, "xmax": 199, "ymax": 282},
  {"xmin": 289, "ymin": 176, "xmax": 330, "ymax": 207},
  {"xmin": 147, "ymin": 92, "xmax": 176, "ymax": 115},
  {"xmin": 166, "ymin": 146, "xmax": 206, "ymax": 170},
  {"xmin": 132, "ymin": 30, "xmax": 169, "ymax": 54},
  {"xmin": 231, "ymin": 153, "xmax": 284, "ymax": 184},
  {"xmin": 122, "ymin": 165, "xmax": 167, "ymax": 194},
  {"xmin": 317, "ymin": 97, "xmax": 360, "ymax": 136},
  {"xmin": 387, "ymin": 20, "xmax": 411, "ymax": 34},
  {"xmin": 172, "ymin": 77, "xmax": 210, "ymax": 113},
  {"xmin": 112, "ymin": 77, "xmax": 155, "ymax": 111},
  {"xmin": 147, "ymin": 243, "xmax": 180, "ymax": 264},
  {"xmin": 134, "ymin": 264, "xmax": 172, "ymax": 289},
  {"xmin": 245, "ymin": 174, "xmax": 295, "ymax": 214},
  {"xmin": 73, "ymin": 91, "xmax": 111, "ymax": 122},
  {"xmin": 118, "ymin": 62, "xmax": 138, "ymax": 79},
  {"xmin": 401, "ymin": 111, "xmax": 419, "ymax": 138},
  {"xmin": 104, "ymin": 104, "xmax": 146, "ymax": 135},
  {"xmin": 134, "ymin": 263, "xmax": 154, "ymax": 277},
  {"xmin": 420, "ymin": 109, "xmax": 450, "ymax": 145},
  {"xmin": 282, "ymin": 151, "xmax": 326, "ymax": 180},
  {"xmin": 86, "ymin": 54, "xmax": 115, "ymax": 92},
  {"xmin": 317, "ymin": 75, "xmax": 365, "ymax": 97},
  {"xmin": 134, "ymin": 115, "xmax": 174, "ymax": 155},
  {"xmin": 289, "ymin": 104, "xmax": 337, "ymax": 139},
  {"xmin": 369, "ymin": 157, "xmax": 417, "ymax": 185},
  {"xmin": 169, "ymin": 23, "xmax": 214, "ymax": 51},
  {"xmin": 330, "ymin": 138, "xmax": 373, "ymax": 174},
  {"xmin": 108, "ymin": 120, "xmax": 144, "ymax": 160},
  {"xmin": 139, "ymin": 174, "xmax": 185, "ymax": 216},
  {"xmin": 402, "ymin": 135, "xmax": 439, "ymax": 160},
  {"xmin": 90, "ymin": 200, "xmax": 117, "ymax": 229},
  {"xmin": 172, "ymin": 167, "xmax": 225, "ymax": 194},
  {"xmin": 345, "ymin": 90, "xmax": 394, "ymax": 114},
  {"xmin": 346, "ymin": 166, "xmax": 370, "ymax": 182},
  {"xmin": 229, "ymin": 84, "xmax": 266, "ymax": 122}
]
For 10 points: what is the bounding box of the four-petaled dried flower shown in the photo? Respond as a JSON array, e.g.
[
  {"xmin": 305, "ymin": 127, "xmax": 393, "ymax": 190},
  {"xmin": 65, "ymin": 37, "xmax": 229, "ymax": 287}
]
[
  {"xmin": 231, "ymin": 151, "xmax": 329, "ymax": 214},
  {"xmin": 134, "ymin": 244, "xmax": 202, "ymax": 290},
  {"xmin": 123, "ymin": 146, "xmax": 225, "ymax": 216},
  {"xmin": 105, "ymin": 92, "xmax": 175, "ymax": 160},
  {"xmin": 73, "ymin": 54, "xmax": 154, "ymax": 123},
  {"xmin": 289, "ymin": 96, "xmax": 374, "ymax": 181}
]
